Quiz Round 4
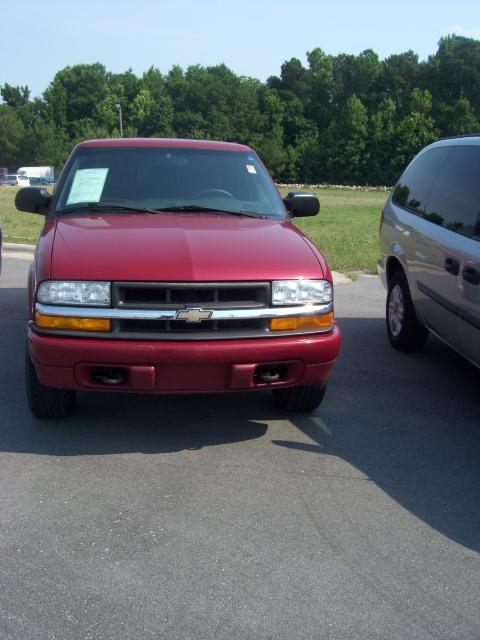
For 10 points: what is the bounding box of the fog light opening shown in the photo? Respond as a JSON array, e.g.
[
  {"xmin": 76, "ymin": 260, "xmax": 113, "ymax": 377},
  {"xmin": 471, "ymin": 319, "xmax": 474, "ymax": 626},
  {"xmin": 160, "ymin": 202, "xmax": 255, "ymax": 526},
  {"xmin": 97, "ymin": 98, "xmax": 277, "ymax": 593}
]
[
  {"xmin": 254, "ymin": 364, "xmax": 288, "ymax": 384},
  {"xmin": 90, "ymin": 366, "xmax": 127, "ymax": 386}
]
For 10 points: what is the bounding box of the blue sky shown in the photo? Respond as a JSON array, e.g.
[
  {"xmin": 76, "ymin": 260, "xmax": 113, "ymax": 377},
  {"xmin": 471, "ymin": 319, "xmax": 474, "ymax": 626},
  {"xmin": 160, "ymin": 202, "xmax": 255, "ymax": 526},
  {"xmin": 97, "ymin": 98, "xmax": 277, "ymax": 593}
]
[{"xmin": 1, "ymin": 0, "xmax": 479, "ymax": 97}]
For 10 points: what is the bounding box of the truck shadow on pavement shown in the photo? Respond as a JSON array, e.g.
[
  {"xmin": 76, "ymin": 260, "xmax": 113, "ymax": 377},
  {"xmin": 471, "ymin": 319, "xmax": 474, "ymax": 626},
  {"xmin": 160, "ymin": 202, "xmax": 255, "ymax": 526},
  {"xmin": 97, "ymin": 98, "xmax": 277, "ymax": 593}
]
[
  {"xmin": 275, "ymin": 316, "xmax": 480, "ymax": 554},
  {"xmin": 1, "ymin": 286, "xmax": 479, "ymax": 553}
]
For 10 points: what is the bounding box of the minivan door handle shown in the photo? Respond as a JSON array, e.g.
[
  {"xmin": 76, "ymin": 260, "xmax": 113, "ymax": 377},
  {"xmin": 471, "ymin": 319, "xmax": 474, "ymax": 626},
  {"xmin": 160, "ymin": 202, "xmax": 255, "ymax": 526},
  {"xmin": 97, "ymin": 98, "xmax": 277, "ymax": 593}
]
[
  {"xmin": 462, "ymin": 266, "xmax": 480, "ymax": 285},
  {"xmin": 444, "ymin": 257, "xmax": 460, "ymax": 275}
]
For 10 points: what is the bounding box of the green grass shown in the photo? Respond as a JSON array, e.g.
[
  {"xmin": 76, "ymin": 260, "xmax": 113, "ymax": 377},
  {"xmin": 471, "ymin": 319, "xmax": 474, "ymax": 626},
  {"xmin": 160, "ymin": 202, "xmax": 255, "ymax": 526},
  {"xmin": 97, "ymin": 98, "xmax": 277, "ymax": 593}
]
[
  {"xmin": 281, "ymin": 188, "xmax": 388, "ymax": 274},
  {"xmin": 0, "ymin": 187, "xmax": 44, "ymax": 244},
  {"xmin": 0, "ymin": 186, "xmax": 389, "ymax": 274}
]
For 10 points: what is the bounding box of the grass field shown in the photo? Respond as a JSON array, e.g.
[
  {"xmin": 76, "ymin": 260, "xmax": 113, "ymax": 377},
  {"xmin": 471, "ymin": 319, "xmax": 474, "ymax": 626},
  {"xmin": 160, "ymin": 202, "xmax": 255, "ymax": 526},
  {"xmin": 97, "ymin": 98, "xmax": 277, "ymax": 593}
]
[
  {"xmin": 283, "ymin": 188, "xmax": 388, "ymax": 275},
  {"xmin": 0, "ymin": 186, "xmax": 389, "ymax": 274},
  {"xmin": 0, "ymin": 187, "xmax": 45, "ymax": 244}
]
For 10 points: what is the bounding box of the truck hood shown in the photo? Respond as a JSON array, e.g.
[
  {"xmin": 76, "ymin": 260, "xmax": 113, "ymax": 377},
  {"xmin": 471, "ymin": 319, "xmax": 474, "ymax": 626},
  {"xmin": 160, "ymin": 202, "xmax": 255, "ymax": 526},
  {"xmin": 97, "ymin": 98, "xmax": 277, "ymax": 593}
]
[{"xmin": 50, "ymin": 213, "xmax": 326, "ymax": 281}]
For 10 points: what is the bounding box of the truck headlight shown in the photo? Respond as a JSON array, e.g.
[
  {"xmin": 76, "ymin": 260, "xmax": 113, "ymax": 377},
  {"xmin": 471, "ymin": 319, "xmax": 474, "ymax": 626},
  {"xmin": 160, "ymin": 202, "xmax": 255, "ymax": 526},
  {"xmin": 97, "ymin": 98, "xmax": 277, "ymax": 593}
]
[
  {"xmin": 37, "ymin": 281, "xmax": 111, "ymax": 306},
  {"xmin": 272, "ymin": 280, "xmax": 332, "ymax": 305}
]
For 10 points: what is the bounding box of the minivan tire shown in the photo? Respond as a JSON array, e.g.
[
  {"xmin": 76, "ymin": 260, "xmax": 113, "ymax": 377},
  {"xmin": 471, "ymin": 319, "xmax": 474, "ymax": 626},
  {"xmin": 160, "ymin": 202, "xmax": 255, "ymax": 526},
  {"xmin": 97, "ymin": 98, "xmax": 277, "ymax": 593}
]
[
  {"xmin": 25, "ymin": 348, "xmax": 76, "ymax": 419},
  {"xmin": 386, "ymin": 271, "xmax": 428, "ymax": 352}
]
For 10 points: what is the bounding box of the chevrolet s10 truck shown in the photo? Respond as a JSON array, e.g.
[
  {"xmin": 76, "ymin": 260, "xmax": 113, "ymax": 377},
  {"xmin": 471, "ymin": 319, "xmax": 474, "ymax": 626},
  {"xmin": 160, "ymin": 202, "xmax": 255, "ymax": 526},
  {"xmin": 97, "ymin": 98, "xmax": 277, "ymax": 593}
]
[{"xmin": 15, "ymin": 139, "xmax": 342, "ymax": 418}]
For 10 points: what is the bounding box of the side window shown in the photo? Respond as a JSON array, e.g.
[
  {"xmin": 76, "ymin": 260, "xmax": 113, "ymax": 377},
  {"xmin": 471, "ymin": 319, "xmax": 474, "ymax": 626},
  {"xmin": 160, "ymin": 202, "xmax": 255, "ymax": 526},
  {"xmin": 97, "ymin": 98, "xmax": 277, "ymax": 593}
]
[
  {"xmin": 392, "ymin": 147, "xmax": 451, "ymax": 214},
  {"xmin": 425, "ymin": 146, "xmax": 480, "ymax": 241}
]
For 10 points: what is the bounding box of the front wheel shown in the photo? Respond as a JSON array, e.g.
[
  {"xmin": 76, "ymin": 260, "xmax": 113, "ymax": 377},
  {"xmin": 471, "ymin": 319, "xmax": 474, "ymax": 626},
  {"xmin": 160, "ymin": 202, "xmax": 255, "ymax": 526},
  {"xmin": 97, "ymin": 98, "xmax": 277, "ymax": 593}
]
[
  {"xmin": 25, "ymin": 348, "xmax": 76, "ymax": 419},
  {"xmin": 386, "ymin": 271, "xmax": 428, "ymax": 352},
  {"xmin": 272, "ymin": 383, "xmax": 327, "ymax": 412}
]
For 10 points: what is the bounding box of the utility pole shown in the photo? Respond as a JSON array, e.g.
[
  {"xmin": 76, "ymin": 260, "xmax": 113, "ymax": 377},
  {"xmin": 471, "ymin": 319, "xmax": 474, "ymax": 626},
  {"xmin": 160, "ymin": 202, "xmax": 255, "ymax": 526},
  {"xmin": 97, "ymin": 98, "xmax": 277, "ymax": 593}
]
[{"xmin": 115, "ymin": 103, "xmax": 123, "ymax": 137}]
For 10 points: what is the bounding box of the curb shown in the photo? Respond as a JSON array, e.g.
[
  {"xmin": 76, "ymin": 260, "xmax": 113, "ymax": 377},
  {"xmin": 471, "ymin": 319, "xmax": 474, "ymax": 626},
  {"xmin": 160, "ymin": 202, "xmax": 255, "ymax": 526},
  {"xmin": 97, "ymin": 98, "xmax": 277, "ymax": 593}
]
[
  {"xmin": 4, "ymin": 242, "xmax": 36, "ymax": 254},
  {"xmin": 3, "ymin": 242, "xmax": 36, "ymax": 261}
]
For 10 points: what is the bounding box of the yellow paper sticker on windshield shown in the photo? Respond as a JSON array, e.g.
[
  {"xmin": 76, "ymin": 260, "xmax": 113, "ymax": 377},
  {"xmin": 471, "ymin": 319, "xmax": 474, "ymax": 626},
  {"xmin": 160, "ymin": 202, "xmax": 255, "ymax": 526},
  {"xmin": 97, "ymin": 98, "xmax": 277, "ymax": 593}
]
[
  {"xmin": 246, "ymin": 164, "xmax": 257, "ymax": 174},
  {"xmin": 66, "ymin": 168, "xmax": 109, "ymax": 205}
]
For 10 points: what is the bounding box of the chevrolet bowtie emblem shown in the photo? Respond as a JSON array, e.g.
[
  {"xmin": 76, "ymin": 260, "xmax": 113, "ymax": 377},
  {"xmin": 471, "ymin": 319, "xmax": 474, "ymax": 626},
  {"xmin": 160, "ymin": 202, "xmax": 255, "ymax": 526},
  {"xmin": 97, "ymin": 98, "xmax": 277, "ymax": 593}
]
[{"xmin": 175, "ymin": 308, "xmax": 214, "ymax": 323}]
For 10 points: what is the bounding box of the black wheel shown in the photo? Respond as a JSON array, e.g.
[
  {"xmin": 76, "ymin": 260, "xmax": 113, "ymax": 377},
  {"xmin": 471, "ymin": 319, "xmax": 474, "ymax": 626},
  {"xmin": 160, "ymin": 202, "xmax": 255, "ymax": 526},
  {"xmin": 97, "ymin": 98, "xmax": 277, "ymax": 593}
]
[
  {"xmin": 386, "ymin": 270, "xmax": 428, "ymax": 352},
  {"xmin": 272, "ymin": 383, "xmax": 327, "ymax": 412},
  {"xmin": 25, "ymin": 348, "xmax": 76, "ymax": 419}
]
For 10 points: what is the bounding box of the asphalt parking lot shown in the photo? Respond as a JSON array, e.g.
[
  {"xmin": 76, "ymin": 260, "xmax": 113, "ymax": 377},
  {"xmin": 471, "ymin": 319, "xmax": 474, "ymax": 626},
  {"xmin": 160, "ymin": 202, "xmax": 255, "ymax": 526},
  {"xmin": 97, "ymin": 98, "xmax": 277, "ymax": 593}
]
[{"xmin": 0, "ymin": 254, "xmax": 479, "ymax": 640}]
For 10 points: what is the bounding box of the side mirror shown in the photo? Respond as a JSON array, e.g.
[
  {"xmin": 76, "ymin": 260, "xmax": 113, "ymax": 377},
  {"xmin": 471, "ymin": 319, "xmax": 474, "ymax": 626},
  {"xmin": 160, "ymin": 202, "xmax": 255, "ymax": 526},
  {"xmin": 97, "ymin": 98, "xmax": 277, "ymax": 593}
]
[
  {"xmin": 15, "ymin": 187, "xmax": 51, "ymax": 215},
  {"xmin": 283, "ymin": 192, "xmax": 320, "ymax": 217}
]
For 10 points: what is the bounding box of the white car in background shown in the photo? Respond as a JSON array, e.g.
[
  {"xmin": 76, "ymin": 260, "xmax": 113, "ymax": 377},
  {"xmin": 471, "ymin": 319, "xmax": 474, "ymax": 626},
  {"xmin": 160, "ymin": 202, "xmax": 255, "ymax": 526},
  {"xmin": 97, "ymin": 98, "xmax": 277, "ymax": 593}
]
[{"xmin": 0, "ymin": 174, "xmax": 30, "ymax": 187}]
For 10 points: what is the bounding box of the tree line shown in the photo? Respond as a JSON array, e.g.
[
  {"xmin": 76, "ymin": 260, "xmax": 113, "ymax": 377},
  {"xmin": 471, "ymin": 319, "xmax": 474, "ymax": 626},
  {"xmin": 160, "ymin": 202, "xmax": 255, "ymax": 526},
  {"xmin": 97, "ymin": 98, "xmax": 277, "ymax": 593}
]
[{"xmin": 1, "ymin": 35, "xmax": 479, "ymax": 186}]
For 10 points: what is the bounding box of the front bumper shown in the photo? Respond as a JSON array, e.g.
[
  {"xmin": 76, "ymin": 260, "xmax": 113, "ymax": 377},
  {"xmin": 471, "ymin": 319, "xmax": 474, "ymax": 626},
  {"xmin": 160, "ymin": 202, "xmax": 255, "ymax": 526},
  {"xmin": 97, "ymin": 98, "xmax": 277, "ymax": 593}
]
[{"xmin": 28, "ymin": 325, "xmax": 342, "ymax": 393}]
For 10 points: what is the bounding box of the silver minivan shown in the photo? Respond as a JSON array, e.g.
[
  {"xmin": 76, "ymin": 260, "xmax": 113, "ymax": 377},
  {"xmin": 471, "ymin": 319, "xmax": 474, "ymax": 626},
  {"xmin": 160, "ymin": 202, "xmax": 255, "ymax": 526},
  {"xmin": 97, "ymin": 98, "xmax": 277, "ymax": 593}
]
[{"xmin": 378, "ymin": 135, "xmax": 480, "ymax": 368}]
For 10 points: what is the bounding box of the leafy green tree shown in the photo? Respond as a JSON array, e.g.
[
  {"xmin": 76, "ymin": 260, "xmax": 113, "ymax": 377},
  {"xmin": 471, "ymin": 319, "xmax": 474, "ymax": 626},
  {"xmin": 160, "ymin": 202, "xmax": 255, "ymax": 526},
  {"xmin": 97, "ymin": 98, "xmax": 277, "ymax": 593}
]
[
  {"xmin": 0, "ymin": 105, "xmax": 26, "ymax": 169},
  {"xmin": 324, "ymin": 95, "xmax": 369, "ymax": 184},
  {"xmin": 249, "ymin": 88, "xmax": 287, "ymax": 179},
  {"xmin": 43, "ymin": 63, "xmax": 110, "ymax": 135},
  {"xmin": 367, "ymin": 97, "xmax": 398, "ymax": 184},
  {"xmin": 331, "ymin": 50, "xmax": 382, "ymax": 110},
  {"xmin": 435, "ymin": 95, "xmax": 479, "ymax": 137},
  {"xmin": 376, "ymin": 51, "xmax": 420, "ymax": 116},
  {"xmin": 1, "ymin": 83, "xmax": 30, "ymax": 109},
  {"xmin": 306, "ymin": 48, "xmax": 334, "ymax": 131},
  {"xmin": 394, "ymin": 89, "xmax": 438, "ymax": 172},
  {"xmin": 426, "ymin": 35, "xmax": 480, "ymax": 121}
]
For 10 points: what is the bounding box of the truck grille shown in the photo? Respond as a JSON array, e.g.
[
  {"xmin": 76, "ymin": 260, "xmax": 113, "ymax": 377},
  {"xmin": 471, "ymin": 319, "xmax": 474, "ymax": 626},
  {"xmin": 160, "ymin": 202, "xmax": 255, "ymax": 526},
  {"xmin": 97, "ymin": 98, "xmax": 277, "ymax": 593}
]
[
  {"xmin": 114, "ymin": 282, "xmax": 269, "ymax": 309},
  {"xmin": 112, "ymin": 282, "xmax": 270, "ymax": 339}
]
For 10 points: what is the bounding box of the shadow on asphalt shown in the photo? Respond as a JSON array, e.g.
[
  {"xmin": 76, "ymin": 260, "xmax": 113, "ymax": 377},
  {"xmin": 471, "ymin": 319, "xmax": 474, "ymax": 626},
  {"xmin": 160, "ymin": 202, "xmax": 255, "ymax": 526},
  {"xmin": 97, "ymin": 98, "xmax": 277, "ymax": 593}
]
[{"xmin": 1, "ymin": 287, "xmax": 479, "ymax": 553}]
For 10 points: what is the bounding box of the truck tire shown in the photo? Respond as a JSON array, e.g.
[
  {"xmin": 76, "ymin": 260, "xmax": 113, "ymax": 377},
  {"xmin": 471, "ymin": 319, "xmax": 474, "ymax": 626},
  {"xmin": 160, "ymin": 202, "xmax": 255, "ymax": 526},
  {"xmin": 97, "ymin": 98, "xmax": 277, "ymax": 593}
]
[
  {"xmin": 272, "ymin": 383, "xmax": 327, "ymax": 412},
  {"xmin": 386, "ymin": 270, "xmax": 428, "ymax": 352},
  {"xmin": 25, "ymin": 348, "xmax": 75, "ymax": 419}
]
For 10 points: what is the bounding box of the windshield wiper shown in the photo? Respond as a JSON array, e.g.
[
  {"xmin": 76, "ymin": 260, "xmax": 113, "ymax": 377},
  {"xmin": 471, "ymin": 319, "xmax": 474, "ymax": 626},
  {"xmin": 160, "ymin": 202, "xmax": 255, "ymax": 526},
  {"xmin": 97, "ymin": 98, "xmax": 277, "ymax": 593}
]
[
  {"xmin": 151, "ymin": 205, "xmax": 268, "ymax": 218},
  {"xmin": 56, "ymin": 203, "xmax": 156, "ymax": 215},
  {"xmin": 56, "ymin": 203, "xmax": 269, "ymax": 219}
]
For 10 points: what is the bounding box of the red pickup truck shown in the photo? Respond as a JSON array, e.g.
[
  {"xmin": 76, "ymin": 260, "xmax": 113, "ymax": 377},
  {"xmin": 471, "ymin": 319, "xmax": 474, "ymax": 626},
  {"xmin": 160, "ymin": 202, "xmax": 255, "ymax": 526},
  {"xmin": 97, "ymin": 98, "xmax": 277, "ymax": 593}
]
[{"xmin": 16, "ymin": 138, "xmax": 342, "ymax": 418}]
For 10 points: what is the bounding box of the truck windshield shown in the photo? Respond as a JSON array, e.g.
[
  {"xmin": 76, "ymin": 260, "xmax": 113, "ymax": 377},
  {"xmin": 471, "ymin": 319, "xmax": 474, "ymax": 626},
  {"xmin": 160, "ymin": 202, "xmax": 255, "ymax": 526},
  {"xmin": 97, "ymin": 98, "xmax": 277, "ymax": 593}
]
[{"xmin": 54, "ymin": 146, "xmax": 287, "ymax": 219}]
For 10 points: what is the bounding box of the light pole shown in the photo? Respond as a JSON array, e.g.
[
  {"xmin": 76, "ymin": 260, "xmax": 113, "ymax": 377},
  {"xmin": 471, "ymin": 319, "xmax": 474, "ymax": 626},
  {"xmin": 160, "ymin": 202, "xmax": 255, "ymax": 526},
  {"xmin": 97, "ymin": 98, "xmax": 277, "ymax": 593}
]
[{"xmin": 115, "ymin": 103, "xmax": 123, "ymax": 137}]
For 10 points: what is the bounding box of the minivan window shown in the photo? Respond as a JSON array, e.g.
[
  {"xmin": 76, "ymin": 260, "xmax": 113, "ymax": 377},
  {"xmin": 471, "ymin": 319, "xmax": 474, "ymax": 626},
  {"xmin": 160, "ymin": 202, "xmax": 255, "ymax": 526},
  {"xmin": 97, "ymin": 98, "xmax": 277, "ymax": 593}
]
[
  {"xmin": 392, "ymin": 147, "xmax": 451, "ymax": 214},
  {"xmin": 424, "ymin": 146, "xmax": 480, "ymax": 241}
]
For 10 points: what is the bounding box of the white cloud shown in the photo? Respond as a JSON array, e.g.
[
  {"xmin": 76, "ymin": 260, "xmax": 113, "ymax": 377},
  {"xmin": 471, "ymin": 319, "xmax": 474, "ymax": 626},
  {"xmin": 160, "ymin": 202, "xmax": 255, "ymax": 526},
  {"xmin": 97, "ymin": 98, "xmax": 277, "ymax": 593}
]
[{"xmin": 447, "ymin": 25, "xmax": 480, "ymax": 38}]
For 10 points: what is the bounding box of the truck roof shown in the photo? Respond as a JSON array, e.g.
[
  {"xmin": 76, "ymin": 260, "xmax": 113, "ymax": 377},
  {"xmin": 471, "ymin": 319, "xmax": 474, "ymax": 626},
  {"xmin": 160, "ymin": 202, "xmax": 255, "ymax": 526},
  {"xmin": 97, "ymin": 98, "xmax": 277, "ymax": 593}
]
[{"xmin": 78, "ymin": 138, "xmax": 252, "ymax": 153}]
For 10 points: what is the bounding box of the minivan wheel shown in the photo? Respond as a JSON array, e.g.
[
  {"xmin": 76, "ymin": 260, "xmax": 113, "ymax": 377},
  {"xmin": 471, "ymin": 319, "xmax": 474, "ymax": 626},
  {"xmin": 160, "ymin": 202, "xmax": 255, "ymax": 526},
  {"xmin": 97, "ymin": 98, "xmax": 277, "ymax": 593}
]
[
  {"xmin": 272, "ymin": 383, "xmax": 327, "ymax": 412},
  {"xmin": 25, "ymin": 348, "xmax": 76, "ymax": 419},
  {"xmin": 386, "ymin": 271, "xmax": 428, "ymax": 352}
]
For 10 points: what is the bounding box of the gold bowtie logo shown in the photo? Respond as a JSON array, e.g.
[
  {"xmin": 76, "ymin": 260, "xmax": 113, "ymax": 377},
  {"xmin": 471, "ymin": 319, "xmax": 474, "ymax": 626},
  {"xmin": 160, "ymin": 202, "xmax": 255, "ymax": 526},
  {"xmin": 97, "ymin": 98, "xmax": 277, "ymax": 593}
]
[{"xmin": 175, "ymin": 308, "xmax": 214, "ymax": 323}]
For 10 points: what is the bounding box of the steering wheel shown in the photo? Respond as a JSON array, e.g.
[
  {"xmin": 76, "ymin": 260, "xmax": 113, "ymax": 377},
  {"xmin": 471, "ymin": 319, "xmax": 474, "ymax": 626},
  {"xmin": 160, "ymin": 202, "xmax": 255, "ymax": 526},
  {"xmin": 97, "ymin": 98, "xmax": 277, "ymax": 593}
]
[{"xmin": 195, "ymin": 188, "xmax": 235, "ymax": 199}]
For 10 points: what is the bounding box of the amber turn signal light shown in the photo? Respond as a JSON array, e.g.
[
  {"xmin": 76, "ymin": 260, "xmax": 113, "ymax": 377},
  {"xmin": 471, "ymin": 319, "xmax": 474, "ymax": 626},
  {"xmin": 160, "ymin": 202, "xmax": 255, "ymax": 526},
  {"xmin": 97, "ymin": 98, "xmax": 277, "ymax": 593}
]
[
  {"xmin": 35, "ymin": 312, "xmax": 111, "ymax": 332},
  {"xmin": 270, "ymin": 312, "xmax": 334, "ymax": 332}
]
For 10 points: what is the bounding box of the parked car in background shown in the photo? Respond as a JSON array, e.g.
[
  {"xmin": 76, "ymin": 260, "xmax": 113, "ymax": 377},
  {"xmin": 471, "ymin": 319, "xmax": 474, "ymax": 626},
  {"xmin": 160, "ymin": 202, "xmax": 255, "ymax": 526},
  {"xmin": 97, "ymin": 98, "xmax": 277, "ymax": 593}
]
[
  {"xmin": 30, "ymin": 177, "xmax": 55, "ymax": 186},
  {"xmin": 378, "ymin": 134, "xmax": 480, "ymax": 368},
  {"xmin": 0, "ymin": 174, "xmax": 30, "ymax": 187},
  {"xmin": 15, "ymin": 138, "xmax": 342, "ymax": 418},
  {"xmin": 17, "ymin": 166, "xmax": 54, "ymax": 182}
]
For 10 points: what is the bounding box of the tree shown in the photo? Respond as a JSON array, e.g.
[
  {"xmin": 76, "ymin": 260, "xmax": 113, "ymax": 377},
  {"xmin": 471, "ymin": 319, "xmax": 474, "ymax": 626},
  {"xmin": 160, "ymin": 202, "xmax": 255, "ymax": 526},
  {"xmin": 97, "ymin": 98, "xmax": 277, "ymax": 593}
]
[
  {"xmin": 367, "ymin": 97, "xmax": 398, "ymax": 185},
  {"xmin": 426, "ymin": 36, "xmax": 480, "ymax": 121},
  {"xmin": 1, "ymin": 83, "xmax": 30, "ymax": 109},
  {"xmin": 43, "ymin": 64, "xmax": 110, "ymax": 135},
  {"xmin": 306, "ymin": 48, "xmax": 333, "ymax": 131},
  {"xmin": 376, "ymin": 51, "xmax": 420, "ymax": 116},
  {"xmin": 324, "ymin": 95, "xmax": 369, "ymax": 184},
  {"xmin": 435, "ymin": 95, "xmax": 479, "ymax": 137},
  {"xmin": 0, "ymin": 105, "xmax": 26, "ymax": 169},
  {"xmin": 394, "ymin": 89, "xmax": 438, "ymax": 172}
]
